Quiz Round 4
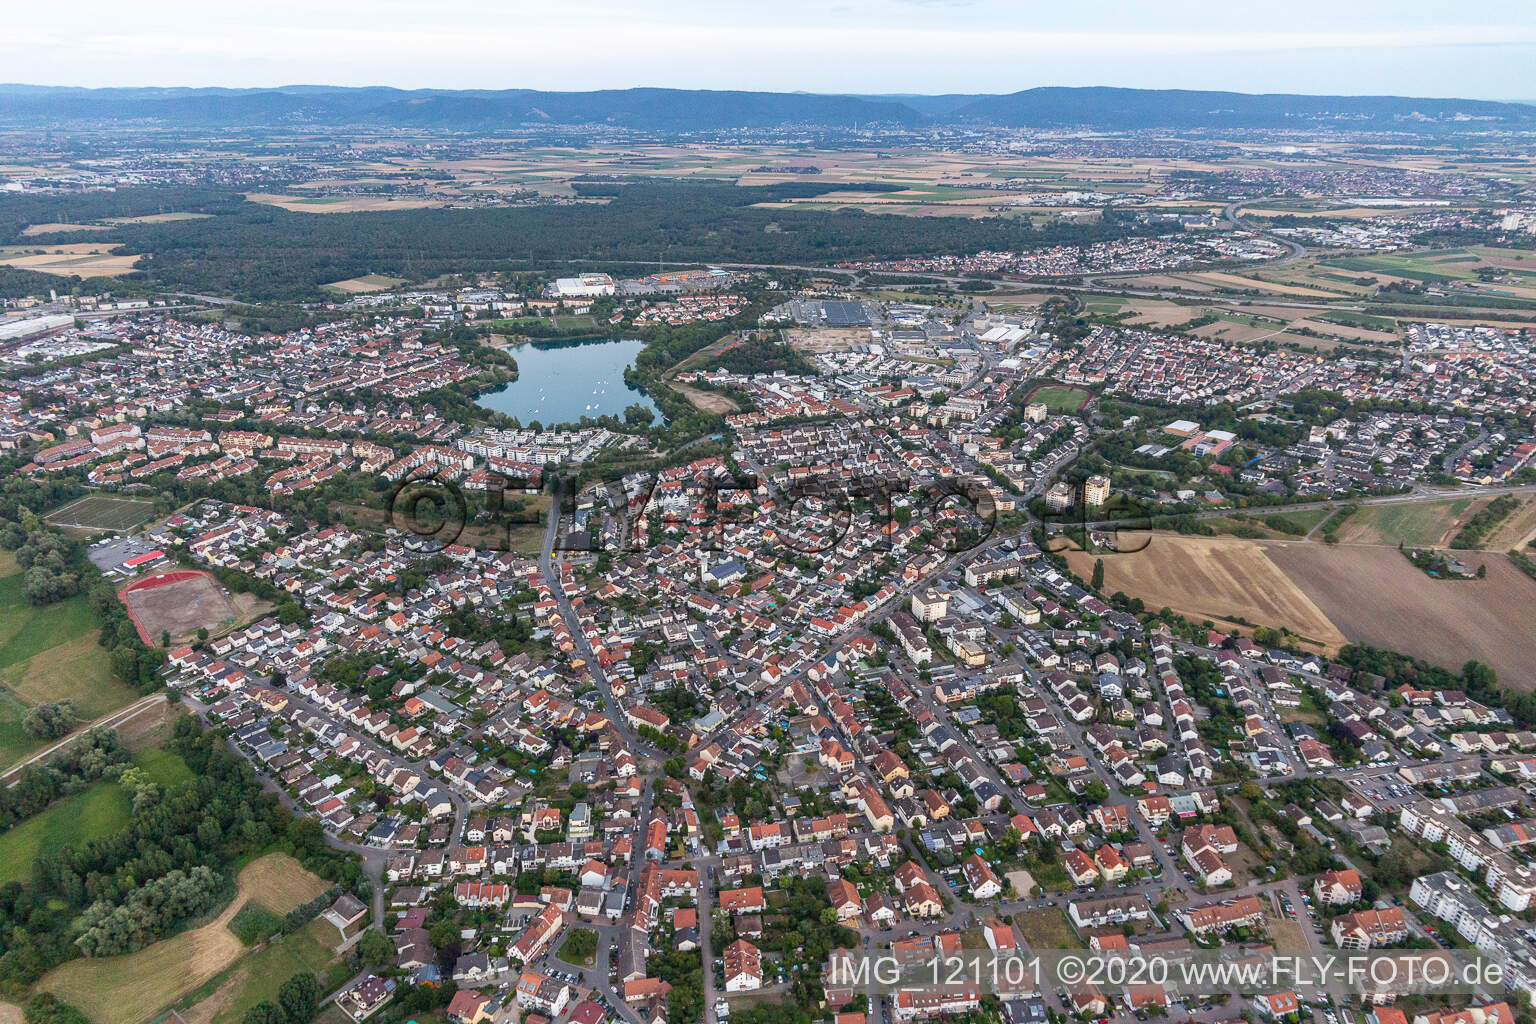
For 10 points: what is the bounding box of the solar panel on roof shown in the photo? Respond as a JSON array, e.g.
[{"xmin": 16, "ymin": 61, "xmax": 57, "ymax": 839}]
[{"xmin": 820, "ymin": 301, "xmax": 869, "ymax": 327}]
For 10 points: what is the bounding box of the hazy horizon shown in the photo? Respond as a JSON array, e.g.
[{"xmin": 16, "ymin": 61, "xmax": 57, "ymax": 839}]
[
  {"xmin": 2, "ymin": 0, "xmax": 1534, "ymax": 100},
  {"xmin": 1, "ymin": 83, "xmax": 1533, "ymax": 104}
]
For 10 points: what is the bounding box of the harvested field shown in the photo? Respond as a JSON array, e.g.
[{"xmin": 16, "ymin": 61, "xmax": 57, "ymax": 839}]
[
  {"xmin": 670, "ymin": 382, "xmax": 739, "ymax": 414},
  {"xmin": 0, "ymin": 250, "xmax": 143, "ymax": 277},
  {"xmin": 1267, "ymin": 544, "xmax": 1536, "ymax": 689},
  {"xmin": 1192, "ymin": 319, "xmax": 1289, "ymax": 344},
  {"xmin": 104, "ymin": 213, "xmax": 213, "ymax": 225},
  {"xmin": 119, "ymin": 570, "xmax": 240, "ymax": 644},
  {"xmin": 1333, "ymin": 498, "xmax": 1473, "ymax": 548},
  {"xmin": 323, "ymin": 273, "xmax": 406, "ymax": 293},
  {"xmin": 1127, "ymin": 274, "xmax": 1217, "ymax": 292},
  {"xmin": 244, "ymin": 193, "xmax": 442, "ymax": 213},
  {"xmin": 1065, "ymin": 534, "xmax": 1347, "ymax": 650},
  {"xmin": 236, "ymin": 852, "xmax": 330, "ymax": 916},
  {"xmin": 39, "ymin": 854, "xmax": 328, "ymax": 1024},
  {"xmin": 1289, "ymin": 318, "xmax": 1399, "ymax": 344},
  {"xmin": 20, "ymin": 223, "xmax": 111, "ymax": 236},
  {"xmin": 1121, "ymin": 301, "xmax": 1207, "ymax": 328},
  {"xmin": 1177, "ymin": 272, "xmax": 1339, "ymax": 298}
]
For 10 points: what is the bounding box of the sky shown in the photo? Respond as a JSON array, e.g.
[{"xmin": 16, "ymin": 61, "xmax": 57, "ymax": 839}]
[{"xmin": 4, "ymin": 0, "xmax": 1536, "ymax": 100}]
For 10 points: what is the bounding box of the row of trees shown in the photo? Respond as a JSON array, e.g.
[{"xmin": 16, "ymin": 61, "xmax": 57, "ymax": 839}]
[{"xmin": 0, "ymin": 728, "xmax": 129, "ymax": 828}]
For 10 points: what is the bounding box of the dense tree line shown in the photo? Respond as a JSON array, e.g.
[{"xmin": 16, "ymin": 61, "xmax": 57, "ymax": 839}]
[
  {"xmin": 0, "ymin": 517, "xmax": 81, "ymax": 606},
  {"xmin": 0, "ymin": 729, "xmax": 130, "ymax": 828},
  {"xmin": 1449, "ymin": 493, "xmax": 1519, "ymax": 549},
  {"xmin": 0, "ymin": 718, "xmax": 362, "ymax": 991},
  {"xmin": 85, "ymin": 575, "xmax": 167, "ymax": 693},
  {"xmin": 0, "ymin": 186, "xmax": 242, "ymax": 244},
  {"xmin": 33, "ymin": 183, "xmax": 1172, "ymax": 301},
  {"xmin": 74, "ymin": 864, "xmax": 229, "ymax": 957},
  {"xmin": 0, "ymin": 268, "xmax": 150, "ymax": 301}
]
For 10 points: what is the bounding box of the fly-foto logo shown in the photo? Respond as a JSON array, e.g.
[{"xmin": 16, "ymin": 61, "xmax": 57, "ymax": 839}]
[
  {"xmin": 384, "ymin": 468, "xmax": 1000, "ymax": 555},
  {"xmin": 1040, "ymin": 486, "xmax": 1153, "ymax": 555},
  {"xmin": 386, "ymin": 471, "xmax": 542, "ymax": 551},
  {"xmin": 597, "ymin": 471, "xmax": 1000, "ymax": 555}
]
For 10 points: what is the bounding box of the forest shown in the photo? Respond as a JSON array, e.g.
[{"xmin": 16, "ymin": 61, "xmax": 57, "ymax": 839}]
[{"xmin": 4, "ymin": 182, "xmax": 1170, "ymax": 302}]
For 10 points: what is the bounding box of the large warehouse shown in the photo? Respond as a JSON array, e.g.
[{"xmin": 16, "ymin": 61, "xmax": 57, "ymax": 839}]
[{"xmin": 549, "ymin": 273, "xmax": 616, "ymax": 298}]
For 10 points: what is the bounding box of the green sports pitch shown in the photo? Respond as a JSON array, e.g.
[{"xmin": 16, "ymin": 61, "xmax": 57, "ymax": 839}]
[
  {"xmin": 1023, "ymin": 385, "xmax": 1091, "ymax": 413},
  {"xmin": 45, "ymin": 495, "xmax": 156, "ymax": 533}
]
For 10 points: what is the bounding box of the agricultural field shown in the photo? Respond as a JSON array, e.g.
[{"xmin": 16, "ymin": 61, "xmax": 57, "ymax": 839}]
[
  {"xmin": 0, "ymin": 747, "xmax": 190, "ymax": 886},
  {"xmin": 103, "ymin": 213, "xmax": 213, "ymax": 226},
  {"xmin": 244, "ymin": 193, "xmax": 443, "ymax": 213},
  {"xmin": 1267, "ymin": 544, "xmax": 1536, "ymax": 690},
  {"xmin": 20, "ymin": 223, "xmax": 112, "ymax": 236},
  {"xmin": 0, "ymin": 243, "xmax": 144, "ymax": 277},
  {"xmin": 322, "ymin": 273, "xmax": 408, "ymax": 294},
  {"xmin": 1333, "ymin": 498, "xmax": 1475, "ymax": 548},
  {"xmin": 1066, "ymin": 534, "xmax": 1347, "ymax": 650},
  {"xmin": 45, "ymin": 495, "xmax": 157, "ymax": 534},
  {"xmin": 38, "ymin": 853, "xmax": 331, "ymax": 1024},
  {"xmin": 1328, "ymin": 249, "xmax": 1536, "ymax": 287},
  {"xmin": 1483, "ymin": 495, "xmax": 1536, "ymax": 550}
]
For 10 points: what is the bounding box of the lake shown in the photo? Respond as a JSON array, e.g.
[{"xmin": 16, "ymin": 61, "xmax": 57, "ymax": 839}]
[{"xmin": 476, "ymin": 337, "xmax": 661, "ymax": 426}]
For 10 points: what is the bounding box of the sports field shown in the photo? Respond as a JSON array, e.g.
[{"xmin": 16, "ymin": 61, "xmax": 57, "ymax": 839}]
[
  {"xmin": 1024, "ymin": 384, "xmax": 1091, "ymax": 413},
  {"xmin": 46, "ymin": 495, "xmax": 157, "ymax": 533},
  {"xmin": 119, "ymin": 570, "xmax": 240, "ymax": 644}
]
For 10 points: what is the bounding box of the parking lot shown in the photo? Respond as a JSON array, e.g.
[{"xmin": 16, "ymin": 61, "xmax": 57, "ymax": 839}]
[{"xmin": 87, "ymin": 533, "xmax": 162, "ymax": 575}]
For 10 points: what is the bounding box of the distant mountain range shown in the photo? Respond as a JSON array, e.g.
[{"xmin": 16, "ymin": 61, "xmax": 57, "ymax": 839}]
[{"xmin": 1, "ymin": 84, "xmax": 1531, "ymax": 132}]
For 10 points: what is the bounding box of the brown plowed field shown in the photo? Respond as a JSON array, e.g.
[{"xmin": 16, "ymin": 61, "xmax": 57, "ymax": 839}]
[{"xmin": 1266, "ymin": 544, "xmax": 1536, "ymax": 689}]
